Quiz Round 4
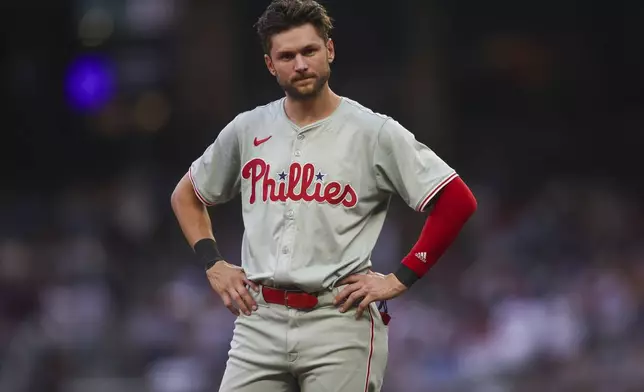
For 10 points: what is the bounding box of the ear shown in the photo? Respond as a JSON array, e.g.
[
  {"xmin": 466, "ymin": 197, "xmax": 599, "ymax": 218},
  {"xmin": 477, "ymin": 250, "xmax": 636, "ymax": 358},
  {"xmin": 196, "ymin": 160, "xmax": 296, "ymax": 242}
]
[
  {"xmin": 326, "ymin": 39, "xmax": 335, "ymax": 63},
  {"xmin": 264, "ymin": 54, "xmax": 277, "ymax": 76}
]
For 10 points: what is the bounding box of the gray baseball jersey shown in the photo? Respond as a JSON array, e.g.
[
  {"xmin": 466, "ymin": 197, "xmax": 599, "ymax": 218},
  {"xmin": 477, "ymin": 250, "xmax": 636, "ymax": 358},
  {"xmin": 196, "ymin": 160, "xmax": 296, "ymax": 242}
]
[{"xmin": 189, "ymin": 97, "xmax": 457, "ymax": 293}]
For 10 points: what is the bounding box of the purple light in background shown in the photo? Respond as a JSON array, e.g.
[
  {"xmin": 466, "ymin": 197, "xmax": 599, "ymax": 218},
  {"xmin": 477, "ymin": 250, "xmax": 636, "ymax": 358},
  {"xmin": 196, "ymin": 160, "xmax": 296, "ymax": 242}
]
[{"xmin": 64, "ymin": 54, "xmax": 115, "ymax": 112}]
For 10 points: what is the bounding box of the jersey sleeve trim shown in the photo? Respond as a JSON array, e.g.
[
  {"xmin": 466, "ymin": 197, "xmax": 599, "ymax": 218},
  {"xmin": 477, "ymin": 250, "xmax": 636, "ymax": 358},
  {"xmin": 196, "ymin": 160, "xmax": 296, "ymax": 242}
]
[
  {"xmin": 188, "ymin": 167, "xmax": 216, "ymax": 206},
  {"xmin": 416, "ymin": 171, "xmax": 459, "ymax": 212}
]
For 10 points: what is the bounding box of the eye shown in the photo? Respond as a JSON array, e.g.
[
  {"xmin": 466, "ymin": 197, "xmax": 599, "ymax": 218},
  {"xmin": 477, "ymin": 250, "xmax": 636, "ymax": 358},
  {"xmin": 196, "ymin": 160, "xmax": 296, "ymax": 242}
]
[
  {"xmin": 302, "ymin": 48, "xmax": 317, "ymax": 56},
  {"xmin": 280, "ymin": 53, "xmax": 295, "ymax": 60}
]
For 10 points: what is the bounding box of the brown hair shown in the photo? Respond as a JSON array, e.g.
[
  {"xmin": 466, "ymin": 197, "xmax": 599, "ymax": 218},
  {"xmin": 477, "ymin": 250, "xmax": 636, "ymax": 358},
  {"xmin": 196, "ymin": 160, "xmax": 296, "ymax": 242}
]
[{"xmin": 254, "ymin": 0, "xmax": 334, "ymax": 55}]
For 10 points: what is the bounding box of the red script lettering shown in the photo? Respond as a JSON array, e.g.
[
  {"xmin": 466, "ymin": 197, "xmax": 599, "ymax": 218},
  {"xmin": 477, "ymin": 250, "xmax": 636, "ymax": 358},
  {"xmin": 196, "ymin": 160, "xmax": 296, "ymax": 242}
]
[{"xmin": 241, "ymin": 158, "xmax": 358, "ymax": 207}]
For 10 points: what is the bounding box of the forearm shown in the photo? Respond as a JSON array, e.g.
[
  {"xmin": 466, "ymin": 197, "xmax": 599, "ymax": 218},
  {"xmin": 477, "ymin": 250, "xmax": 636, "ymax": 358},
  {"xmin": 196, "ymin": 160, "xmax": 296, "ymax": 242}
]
[
  {"xmin": 394, "ymin": 176, "xmax": 477, "ymax": 287},
  {"xmin": 171, "ymin": 173, "xmax": 215, "ymax": 247}
]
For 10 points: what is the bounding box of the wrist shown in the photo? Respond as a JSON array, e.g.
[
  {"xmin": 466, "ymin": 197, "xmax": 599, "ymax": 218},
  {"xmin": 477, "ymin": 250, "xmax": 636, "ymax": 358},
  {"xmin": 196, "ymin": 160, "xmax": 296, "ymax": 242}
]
[
  {"xmin": 387, "ymin": 273, "xmax": 408, "ymax": 293},
  {"xmin": 393, "ymin": 263, "xmax": 420, "ymax": 288},
  {"xmin": 193, "ymin": 238, "xmax": 224, "ymax": 270}
]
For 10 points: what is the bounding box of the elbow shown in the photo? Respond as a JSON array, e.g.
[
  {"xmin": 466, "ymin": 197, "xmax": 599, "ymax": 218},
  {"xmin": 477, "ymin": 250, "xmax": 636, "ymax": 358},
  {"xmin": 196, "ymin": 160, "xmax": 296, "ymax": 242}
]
[
  {"xmin": 170, "ymin": 184, "xmax": 182, "ymax": 214},
  {"xmin": 170, "ymin": 173, "xmax": 190, "ymax": 213},
  {"xmin": 460, "ymin": 179, "xmax": 478, "ymax": 218},
  {"xmin": 442, "ymin": 176, "xmax": 477, "ymax": 219},
  {"xmin": 170, "ymin": 186, "xmax": 180, "ymax": 212},
  {"xmin": 466, "ymin": 188, "xmax": 478, "ymax": 217}
]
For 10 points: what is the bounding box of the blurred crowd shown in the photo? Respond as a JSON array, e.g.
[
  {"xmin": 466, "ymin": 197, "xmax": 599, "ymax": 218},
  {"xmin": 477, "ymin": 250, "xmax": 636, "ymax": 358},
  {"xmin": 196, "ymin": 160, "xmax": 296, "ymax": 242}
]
[{"xmin": 1, "ymin": 169, "xmax": 643, "ymax": 392}]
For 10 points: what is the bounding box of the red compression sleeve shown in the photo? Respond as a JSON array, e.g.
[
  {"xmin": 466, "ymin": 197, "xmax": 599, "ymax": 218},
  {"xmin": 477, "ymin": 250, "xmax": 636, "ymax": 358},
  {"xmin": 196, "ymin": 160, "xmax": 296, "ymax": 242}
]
[{"xmin": 394, "ymin": 176, "xmax": 477, "ymax": 287}]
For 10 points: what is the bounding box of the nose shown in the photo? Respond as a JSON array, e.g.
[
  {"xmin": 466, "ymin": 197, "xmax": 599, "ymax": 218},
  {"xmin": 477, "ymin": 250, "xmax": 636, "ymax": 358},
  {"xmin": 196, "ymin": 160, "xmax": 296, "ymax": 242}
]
[{"xmin": 294, "ymin": 54, "xmax": 308, "ymax": 72}]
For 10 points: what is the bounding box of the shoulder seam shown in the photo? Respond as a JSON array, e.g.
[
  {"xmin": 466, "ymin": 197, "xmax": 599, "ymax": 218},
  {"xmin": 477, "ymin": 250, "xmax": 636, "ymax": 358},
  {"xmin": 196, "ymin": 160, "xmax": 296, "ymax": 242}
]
[
  {"xmin": 234, "ymin": 98, "xmax": 283, "ymax": 130},
  {"xmin": 342, "ymin": 98, "xmax": 390, "ymax": 120},
  {"xmin": 239, "ymin": 98, "xmax": 282, "ymax": 116}
]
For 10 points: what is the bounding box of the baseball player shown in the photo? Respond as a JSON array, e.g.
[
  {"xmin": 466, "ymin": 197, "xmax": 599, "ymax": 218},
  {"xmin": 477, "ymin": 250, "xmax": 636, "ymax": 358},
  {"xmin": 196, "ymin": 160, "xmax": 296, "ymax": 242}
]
[{"xmin": 170, "ymin": 1, "xmax": 477, "ymax": 391}]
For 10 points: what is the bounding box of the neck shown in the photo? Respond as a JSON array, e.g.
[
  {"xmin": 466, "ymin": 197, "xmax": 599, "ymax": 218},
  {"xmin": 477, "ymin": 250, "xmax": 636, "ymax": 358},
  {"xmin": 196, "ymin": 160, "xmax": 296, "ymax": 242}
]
[{"xmin": 284, "ymin": 86, "xmax": 341, "ymax": 127}]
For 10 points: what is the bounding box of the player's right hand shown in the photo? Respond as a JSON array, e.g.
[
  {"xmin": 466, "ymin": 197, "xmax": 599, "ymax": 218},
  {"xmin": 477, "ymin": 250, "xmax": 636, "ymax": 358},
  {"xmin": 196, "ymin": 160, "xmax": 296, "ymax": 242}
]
[{"xmin": 206, "ymin": 261, "xmax": 259, "ymax": 316}]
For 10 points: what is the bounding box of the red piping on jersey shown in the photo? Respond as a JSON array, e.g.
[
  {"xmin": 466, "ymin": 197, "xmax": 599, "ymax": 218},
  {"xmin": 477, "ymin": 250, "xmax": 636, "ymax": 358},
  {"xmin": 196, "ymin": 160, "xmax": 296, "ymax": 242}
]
[
  {"xmin": 402, "ymin": 176, "xmax": 477, "ymax": 278},
  {"xmin": 188, "ymin": 168, "xmax": 216, "ymax": 206},
  {"xmin": 364, "ymin": 306, "xmax": 375, "ymax": 392},
  {"xmin": 417, "ymin": 172, "xmax": 459, "ymax": 211}
]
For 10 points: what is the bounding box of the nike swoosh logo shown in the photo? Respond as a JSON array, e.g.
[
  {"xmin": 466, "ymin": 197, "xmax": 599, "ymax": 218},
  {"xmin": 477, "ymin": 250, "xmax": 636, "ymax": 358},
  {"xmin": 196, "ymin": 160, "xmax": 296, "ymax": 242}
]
[{"xmin": 253, "ymin": 135, "xmax": 272, "ymax": 147}]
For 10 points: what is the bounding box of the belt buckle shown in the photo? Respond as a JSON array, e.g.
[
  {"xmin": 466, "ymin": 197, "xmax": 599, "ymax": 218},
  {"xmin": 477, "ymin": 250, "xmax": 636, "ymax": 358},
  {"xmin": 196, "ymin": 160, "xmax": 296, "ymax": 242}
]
[
  {"xmin": 283, "ymin": 288, "xmax": 318, "ymax": 310},
  {"xmin": 283, "ymin": 288, "xmax": 298, "ymax": 309}
]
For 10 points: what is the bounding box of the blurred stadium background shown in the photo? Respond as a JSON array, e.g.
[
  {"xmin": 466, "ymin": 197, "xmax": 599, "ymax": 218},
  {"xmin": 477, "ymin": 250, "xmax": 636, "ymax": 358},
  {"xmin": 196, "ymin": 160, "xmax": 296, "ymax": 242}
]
[{"xmin": 1, "ymin": 1, "xmax": 643, "ymax": 391}]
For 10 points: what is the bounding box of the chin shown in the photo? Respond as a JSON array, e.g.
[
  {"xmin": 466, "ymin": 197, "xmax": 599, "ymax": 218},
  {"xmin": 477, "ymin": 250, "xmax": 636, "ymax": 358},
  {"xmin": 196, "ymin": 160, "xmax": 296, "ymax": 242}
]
[
  {"xmin": 284, "ymin": 86, "xmax": 318, "ymax": 100},
  {"xmin": 297, "ymin": 86, "xmax": 316, "ymax": 95},
  {"xmin": 299, "ymin": 91, "xmax": 322, "ymax": 100}
]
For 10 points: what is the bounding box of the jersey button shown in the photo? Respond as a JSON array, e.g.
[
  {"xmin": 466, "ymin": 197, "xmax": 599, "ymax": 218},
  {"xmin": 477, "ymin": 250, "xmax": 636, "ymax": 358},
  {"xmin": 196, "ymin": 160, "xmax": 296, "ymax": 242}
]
[
  {"xmin": 297, "ymin": 134, "xmax": 304, "ymax": 140},
  {"xmin": 294, "ymin": 150, "xmax": 301, "ymax": 157},
  {"xmin": 286, "ymin": 210, "xmax": 294, "ymax": 219},
  {"xmin": 282, "ymin": 246, "xmax": 289, "ymax": 254}
]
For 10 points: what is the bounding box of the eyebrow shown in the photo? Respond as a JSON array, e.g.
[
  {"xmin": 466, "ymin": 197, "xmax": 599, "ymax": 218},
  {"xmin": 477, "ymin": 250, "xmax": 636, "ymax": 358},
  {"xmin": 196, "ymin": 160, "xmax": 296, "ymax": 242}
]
[{"xmin": 277, "ymin": 44, "xmax": 320, "ymax": 56}]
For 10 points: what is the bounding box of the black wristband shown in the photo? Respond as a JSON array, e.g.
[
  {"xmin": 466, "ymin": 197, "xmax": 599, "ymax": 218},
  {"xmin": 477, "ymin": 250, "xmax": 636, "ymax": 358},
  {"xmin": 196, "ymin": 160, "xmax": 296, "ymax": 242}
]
[
  {"xmin": 193, "ymin": 238, "xmax": 224, "ymax": 271},
  {"xmin": 394, "ymin": 264, "xmax": 420, "ymax": 288}
]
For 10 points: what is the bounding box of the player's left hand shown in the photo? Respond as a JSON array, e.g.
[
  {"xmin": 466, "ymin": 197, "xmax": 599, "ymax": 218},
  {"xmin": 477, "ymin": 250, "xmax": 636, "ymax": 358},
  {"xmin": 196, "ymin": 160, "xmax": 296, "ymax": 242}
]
[{"xmin": 333, "ymin": 271, "xmax": 407, "ymax": 319}]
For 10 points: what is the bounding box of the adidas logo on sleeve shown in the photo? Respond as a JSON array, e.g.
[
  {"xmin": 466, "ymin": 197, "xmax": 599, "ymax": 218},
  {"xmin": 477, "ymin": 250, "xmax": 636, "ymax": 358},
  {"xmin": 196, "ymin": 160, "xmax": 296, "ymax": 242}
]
[{"xmin": 415, "ymin": 252, "xmax": 427, "ymax": 263}]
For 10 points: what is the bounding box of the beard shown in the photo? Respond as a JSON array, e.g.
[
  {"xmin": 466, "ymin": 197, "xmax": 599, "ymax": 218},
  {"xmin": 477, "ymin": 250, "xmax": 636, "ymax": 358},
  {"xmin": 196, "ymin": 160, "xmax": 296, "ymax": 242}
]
[{"xmin": 277, "ymin": 66, "xmax": 331, "ymax": 101}]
